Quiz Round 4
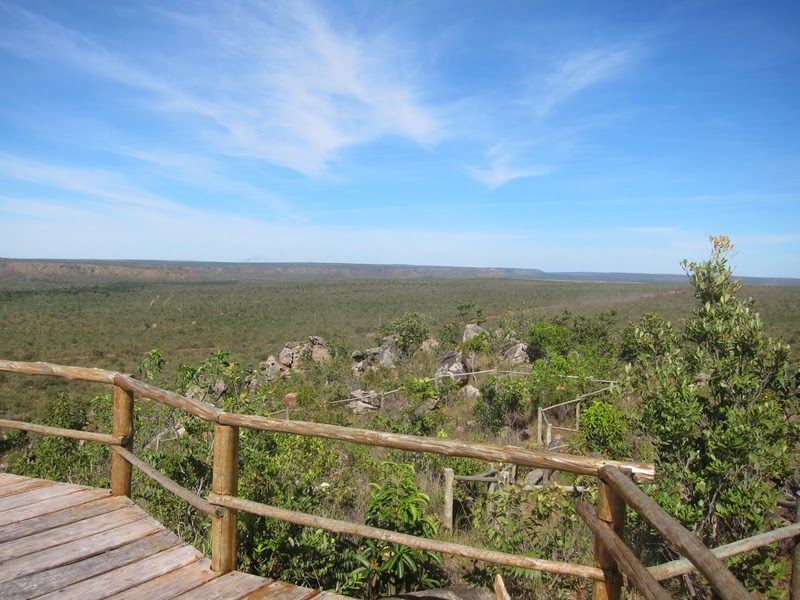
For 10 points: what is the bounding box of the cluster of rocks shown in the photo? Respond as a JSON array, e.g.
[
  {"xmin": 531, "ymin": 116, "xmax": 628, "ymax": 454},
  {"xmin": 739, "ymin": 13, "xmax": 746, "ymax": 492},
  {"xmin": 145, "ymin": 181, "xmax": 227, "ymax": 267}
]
[
  {"xmin": 254, "ymin": 324, "xmax": 531, "ymax": 413},
  {"xmin": 259, "ymin": 336, "xmax": 331, "ymax": 379}
]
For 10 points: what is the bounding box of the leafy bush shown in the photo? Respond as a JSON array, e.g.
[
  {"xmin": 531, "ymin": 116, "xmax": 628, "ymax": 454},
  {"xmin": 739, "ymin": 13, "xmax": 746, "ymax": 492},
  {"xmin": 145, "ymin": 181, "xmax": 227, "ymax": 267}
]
[
  {"xmin": 381, "ymin": 312, "xmax": 431, "ymax": 355},
  {"xmin": 579, "ymin": 399, "xmax": 629, "ymax": 458},
  {"xmin": 474, "ymin": 376, "xmax": 532, "ymax": 432},
  {"xmin": 350, "ymin": 462, "xmax": 443, "ymax": 599}
]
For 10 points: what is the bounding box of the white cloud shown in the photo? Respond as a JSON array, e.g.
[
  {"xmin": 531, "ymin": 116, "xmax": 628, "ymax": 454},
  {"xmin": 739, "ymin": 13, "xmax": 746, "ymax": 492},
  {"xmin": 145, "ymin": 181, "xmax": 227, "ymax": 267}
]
[
  {"xmin": 0, "ymin": 154, "xmax": 181, "ymax": 213},
  {"xmin": 0, "ymin": 1, "xmax": 441, "ymax": 177},
  {"xmin": 469, "ymin": 143, "xmax": 551, "ymax": 189},
  {"xmin": 536, "ymin": 47, "xmax": 635, "ymax": 118}
]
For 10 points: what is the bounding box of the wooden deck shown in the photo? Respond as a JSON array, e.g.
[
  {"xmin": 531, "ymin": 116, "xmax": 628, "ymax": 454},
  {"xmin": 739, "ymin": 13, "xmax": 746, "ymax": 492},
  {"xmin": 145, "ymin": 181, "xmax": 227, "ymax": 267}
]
[{"xmin": 0, "ymin": 473, "xmax": 351, "ymax": 600}]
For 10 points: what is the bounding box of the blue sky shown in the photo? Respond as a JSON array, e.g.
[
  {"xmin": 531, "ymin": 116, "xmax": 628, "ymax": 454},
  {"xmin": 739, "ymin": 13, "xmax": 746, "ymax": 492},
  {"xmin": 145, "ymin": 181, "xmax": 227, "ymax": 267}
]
[{"xmin": 0, "ymin": 1, "xmax": 798, "ymax": 277}]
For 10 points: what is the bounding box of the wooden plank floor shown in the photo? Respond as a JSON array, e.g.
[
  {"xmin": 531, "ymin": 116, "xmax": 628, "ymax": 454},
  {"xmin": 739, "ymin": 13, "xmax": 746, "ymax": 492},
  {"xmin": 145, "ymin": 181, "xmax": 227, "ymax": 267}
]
[{"xmin": 0, "ymin": 473, "xmax": 352, "ymax": 600}]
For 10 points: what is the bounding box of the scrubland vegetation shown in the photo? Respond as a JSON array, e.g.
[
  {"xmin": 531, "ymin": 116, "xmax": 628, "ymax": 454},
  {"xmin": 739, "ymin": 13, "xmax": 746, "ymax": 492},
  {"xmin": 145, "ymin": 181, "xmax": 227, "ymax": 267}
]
[{"xmin": 1, "ymin": 241, "xmax": 798, "ymax": 598}]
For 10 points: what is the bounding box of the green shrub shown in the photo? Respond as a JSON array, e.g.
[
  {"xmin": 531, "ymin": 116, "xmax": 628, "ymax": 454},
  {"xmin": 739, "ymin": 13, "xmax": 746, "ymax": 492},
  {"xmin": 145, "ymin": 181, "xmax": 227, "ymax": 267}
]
[{"xmin": 580, "ymin": 400, "xmax": 629, "ymax": 458}]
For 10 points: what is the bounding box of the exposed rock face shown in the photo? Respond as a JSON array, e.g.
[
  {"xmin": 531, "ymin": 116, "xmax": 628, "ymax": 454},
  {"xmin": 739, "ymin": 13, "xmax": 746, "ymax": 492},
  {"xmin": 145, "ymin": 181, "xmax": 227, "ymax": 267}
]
[
  {"xmin": 504, "ymin": 342, "xmax": 530, "ymax": 364},
  {"xmin": 259, "ymin": 355, "xmax": 283, "ymax": 379},
  {"xmin": 459, "ymin": 384, "xmax": 481, "ymax": 399},
  {"xmin": 352, "ymin": 337, "xmax": 401, "ymax": 374},
  {"xmin": 435, "ymin": 352, "xmax": 468, "ymax": 384},
  {"xmin": 348, "ymin": 389, "xmax": 381, "ymax": 414},
  {"xmin": 378, "ymin": 336, "xmax": 400, "ymax": 368},
  {"xmin": 420, "ymin": 338, "xmax": 440, "ymax": 353},
  {"xmin": 462, "ymin": 324, "xmax": 485, "ymax": 342},
  {"xmin": 261, "ymin": 336, "xmax": 331, "ymax": 379}
]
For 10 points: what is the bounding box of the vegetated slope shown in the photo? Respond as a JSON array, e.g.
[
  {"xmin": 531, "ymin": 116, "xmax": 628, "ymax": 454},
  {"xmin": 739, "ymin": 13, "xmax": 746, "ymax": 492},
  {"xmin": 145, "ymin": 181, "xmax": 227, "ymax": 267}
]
[{"xmin": 1, "ymin": 259, "xmax": 797, "ymax": 419}]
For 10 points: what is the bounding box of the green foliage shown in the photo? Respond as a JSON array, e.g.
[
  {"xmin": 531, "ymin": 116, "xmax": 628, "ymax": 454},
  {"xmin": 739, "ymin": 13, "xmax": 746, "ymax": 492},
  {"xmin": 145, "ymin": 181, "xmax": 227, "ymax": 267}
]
[
  {"xmin": 351, "ymin": 462, "xmax": 443, "ymax": 599},
  {"xmin": 474, "ymin": 375, "xmax": 532, "ymax": 431},
  {"xmin": 456, "ymin": 302, "xmax": 486, "ymax": 325},
  {"xmin": 469, "ymin": 483, "xmax": 593, "ymax": 599},
  {"xmin": 579, "ymin": 400, "xmax": 629, "ymax": 458},
  {"xmin": 619, "ymin": 312, "xmax": 678, "ymax": 364},
  {"xmin": 526, "ymin": 321, "xmax": 572, "ymax": 360},
  {"xmin": 137, "ymin": 348, "xmax": 165, "ymax": 382},
  {"xmin": 10, "ymin": 393, "xmax": 109, "ymax": 487},
  {"xmin": 628, "ymin": 237, "xmax": 799, "ymax": 597},
  {"xmin": 381, "ymin": 312, "xmax": 431, "ymax": 355}
]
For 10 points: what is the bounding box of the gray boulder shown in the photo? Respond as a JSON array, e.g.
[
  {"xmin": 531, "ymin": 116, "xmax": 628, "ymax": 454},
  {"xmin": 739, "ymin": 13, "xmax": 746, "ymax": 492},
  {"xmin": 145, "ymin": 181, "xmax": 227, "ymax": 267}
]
[
  {"xmin": 462, "ymin": 324, "xmax": 485, "ymax": 342},
  {"xmin": 378, "ymin": 336, "xmax": 400, "ymax": 368},
  {"xmin": 504, "ymin": 342, "xmax": 530, "ymax": 364},
  {"xmin": 435, "ymin": 352, "xmax": 468, "ymax": 384},
  {"xmin": 459, "ymin": 384, "xmax": 481, "ymax": 399},
  {"xmin": 348, "ymin": 389, "xmax": 381, "ymax": 414}
]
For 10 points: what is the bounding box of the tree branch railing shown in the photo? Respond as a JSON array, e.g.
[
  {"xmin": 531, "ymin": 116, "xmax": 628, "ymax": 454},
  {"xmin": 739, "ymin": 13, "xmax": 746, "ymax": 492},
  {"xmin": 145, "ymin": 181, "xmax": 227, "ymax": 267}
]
[{"xmin": 1, "ymin": 359, "xmax": 785, "ymax": 599}]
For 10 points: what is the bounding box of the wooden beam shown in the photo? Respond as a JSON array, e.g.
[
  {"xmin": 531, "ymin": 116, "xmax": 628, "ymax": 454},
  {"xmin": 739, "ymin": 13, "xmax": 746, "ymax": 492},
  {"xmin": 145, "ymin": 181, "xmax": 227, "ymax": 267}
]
[
  {"xmin": 110, "ymin": 445, "xmax": 219, "ymax": 517},
  {"xmin": 593, "ymin": 478, "xmax": 625, "ymax": 600},
  {"xmin": 111, "ymin": 385, "xmax": 134, "ymax": 497},
  {"xmin": 578, "ymin": 502, "xmax": 670, "ymax": 600},
  {"xmin": 0, "ymin": 419, "xmax": 121, "ymax": 446},
  {"xmin": 600, "ymin": 466, "xmax": 753, "ymax": 600},
  {"xmin": 208, "ymin": 492, "xmax": 608, "ymax": 581},
  {"xmin": 649, "ymin": 521, "xmax": 800, "ymax": 581},
  {"xmin": 113, "ymin": 374, "xmax": 222, "ymax": 423},
  {"xmin": 0, "ymin": 360, "xmax": 117, "ymax": 383},
  {"xmin": 218, "ymin": 412, "xmax": 656, "ymax": 482},
  {"xmin": 211, "ymin": 424, "xmax": 238, "ymax": 573}
]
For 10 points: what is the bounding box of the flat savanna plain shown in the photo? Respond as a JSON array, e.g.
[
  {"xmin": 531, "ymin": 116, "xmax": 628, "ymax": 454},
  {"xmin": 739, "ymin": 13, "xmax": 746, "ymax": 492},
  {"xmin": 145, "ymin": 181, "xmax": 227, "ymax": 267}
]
[{"xmin": 1, "ymin": 260, "xmax": 799, "ymax": 419}]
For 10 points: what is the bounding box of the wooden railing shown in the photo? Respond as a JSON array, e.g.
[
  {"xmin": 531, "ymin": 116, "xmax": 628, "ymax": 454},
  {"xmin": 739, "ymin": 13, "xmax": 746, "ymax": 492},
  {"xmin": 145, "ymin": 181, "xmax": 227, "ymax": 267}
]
[{"xmin": 3, "ymin": 359, "xmax": 796, "ymax": 599}]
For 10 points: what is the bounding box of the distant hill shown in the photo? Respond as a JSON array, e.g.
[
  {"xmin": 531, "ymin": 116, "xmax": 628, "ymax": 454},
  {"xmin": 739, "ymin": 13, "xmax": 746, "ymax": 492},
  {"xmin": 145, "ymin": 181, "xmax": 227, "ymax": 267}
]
[{"xmin": 0, "ymin": 258, "xmax": 797, "ymax": 288}]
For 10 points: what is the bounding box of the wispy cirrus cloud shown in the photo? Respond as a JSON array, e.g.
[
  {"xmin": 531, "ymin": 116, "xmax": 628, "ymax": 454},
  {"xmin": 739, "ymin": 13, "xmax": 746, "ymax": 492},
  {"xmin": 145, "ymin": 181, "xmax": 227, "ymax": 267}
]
[
  {"xmin": 0, "ymin": 1, "xmax": 441, "ymax": 177},
  {"xmin": 535, "ymin": 47, "xmax": 636, "ymax": 118},
  {"xmin": 0, "ymin": 154, "xmax": 180, "ymax": 213},
  {"xmin": 469, "ymin": 143, "xmax": 552, "ymax": 189}
]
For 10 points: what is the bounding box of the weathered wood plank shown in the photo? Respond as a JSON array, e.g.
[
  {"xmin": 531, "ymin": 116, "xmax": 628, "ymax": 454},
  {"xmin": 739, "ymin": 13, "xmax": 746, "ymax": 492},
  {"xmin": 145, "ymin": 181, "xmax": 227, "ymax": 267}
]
[
  {"xmin": 0, "ymin": 487, "xmax": 110, "ymax": 527},
  {"xmin": 35, "ymin": 544, "xmax": 204, "ymax": 600},
  {"xmin": 0, "ymin": 472, "xmax": 27, "ymax": 485},
  {"xmin": 314, "ymin": 593, "xmax": 353, "ymax": 600},
  {"xmin": 0, "ymin": 475, "xmax": 52, "ymax": 498},
  {"xmin": 0, "ymin": 482, "xmax": 87, "ymax": 514},
  {"xmin": 244, "ymin": 580, "xmax": 320, "ymax": 600},
  {"xmin": 0, "ymin": 495, "xmax": 126, "ymax": 544},
  {"xmin": 0, "ymin": 529, "xmax": 181, "ymax": 598},
  {"xmin": 0, "ymin": 500, "xmax": 147, "ymax": 561},
  {"xmin": 172, "ymin": 572, "xmax": 278, "ymax": 600},
  {"xmin": 104, "ymin": 557, "xmax": 220, "ymax": 600}
]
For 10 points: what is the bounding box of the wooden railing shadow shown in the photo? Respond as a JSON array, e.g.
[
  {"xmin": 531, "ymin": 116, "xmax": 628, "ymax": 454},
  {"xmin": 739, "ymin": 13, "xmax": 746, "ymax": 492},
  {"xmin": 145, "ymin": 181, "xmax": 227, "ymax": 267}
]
[{"xmin": 2, "ymin": 360, "xmax": 795, "ymax": 599}]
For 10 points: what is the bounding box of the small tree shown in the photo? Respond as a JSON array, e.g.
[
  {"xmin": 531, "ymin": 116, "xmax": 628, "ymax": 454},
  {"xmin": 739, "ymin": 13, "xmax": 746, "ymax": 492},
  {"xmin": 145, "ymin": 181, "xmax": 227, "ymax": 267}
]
[
  {"xmin": 381, "ymin": 312, "xmax": 431, "ymax": 356},
  {"xmin": 629, "ymin": 237, "xmax": 799, "ymax": 597}
]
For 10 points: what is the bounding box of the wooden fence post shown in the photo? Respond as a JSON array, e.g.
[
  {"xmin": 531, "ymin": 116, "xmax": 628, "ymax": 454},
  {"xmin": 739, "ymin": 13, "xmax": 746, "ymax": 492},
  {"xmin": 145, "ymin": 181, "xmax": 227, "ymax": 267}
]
[
  {"xmin": 594, "ymin": 478, "xmax": 625, "ymax": 600},
  {"xmin": 444, "ymin": 468, "xmax": 454, "ymax": 531},
  {"xmin": 111, "ymin": 384, "xmax": 134, "ymax": 497},
  {"xmin": 792, "ymin": 492, "xmax": 800, "ymax": 600},
  {"xmin": 537, "ymin": 407, "xmax": 543, "ymax": 446},
  {"xmin": 212, "ymin": 423, "xmax": 239, "ymax": 573}
]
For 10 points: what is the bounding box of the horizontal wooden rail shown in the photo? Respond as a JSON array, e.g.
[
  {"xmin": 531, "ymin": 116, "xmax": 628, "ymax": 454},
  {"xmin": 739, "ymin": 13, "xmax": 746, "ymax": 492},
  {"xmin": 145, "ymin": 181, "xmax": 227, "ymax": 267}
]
[
  {"xmin": 600, "ymin": 466, "xmax": 753, "ymax": 600},
  {"xmin": 649, "ymin": 521, "xmax": 800, "ymax": 581},
  {"xmin": 218, "ymin": 412, "xmax": 656, "ymax": 482},
  {"xmin": 0, "ymin": 360, "xmax": 117, "ymax": 383},
  {"xmin": 0, "ymin": 418, "xmax": 124, "ymax": 446},
  {"xmin": 114, "ymin": 374, "xmax": 222, "ymax": 422},
  {"xmin": 577, "ymin": 502, "xmax": 670, "ymax": 600},
  {"xmin": 209, "ymin": 493, "xmax": 607, "ymax": 582},
  {"xmin": 111, "ymin": 445, "xmax": 220, "ymax": 517}
]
